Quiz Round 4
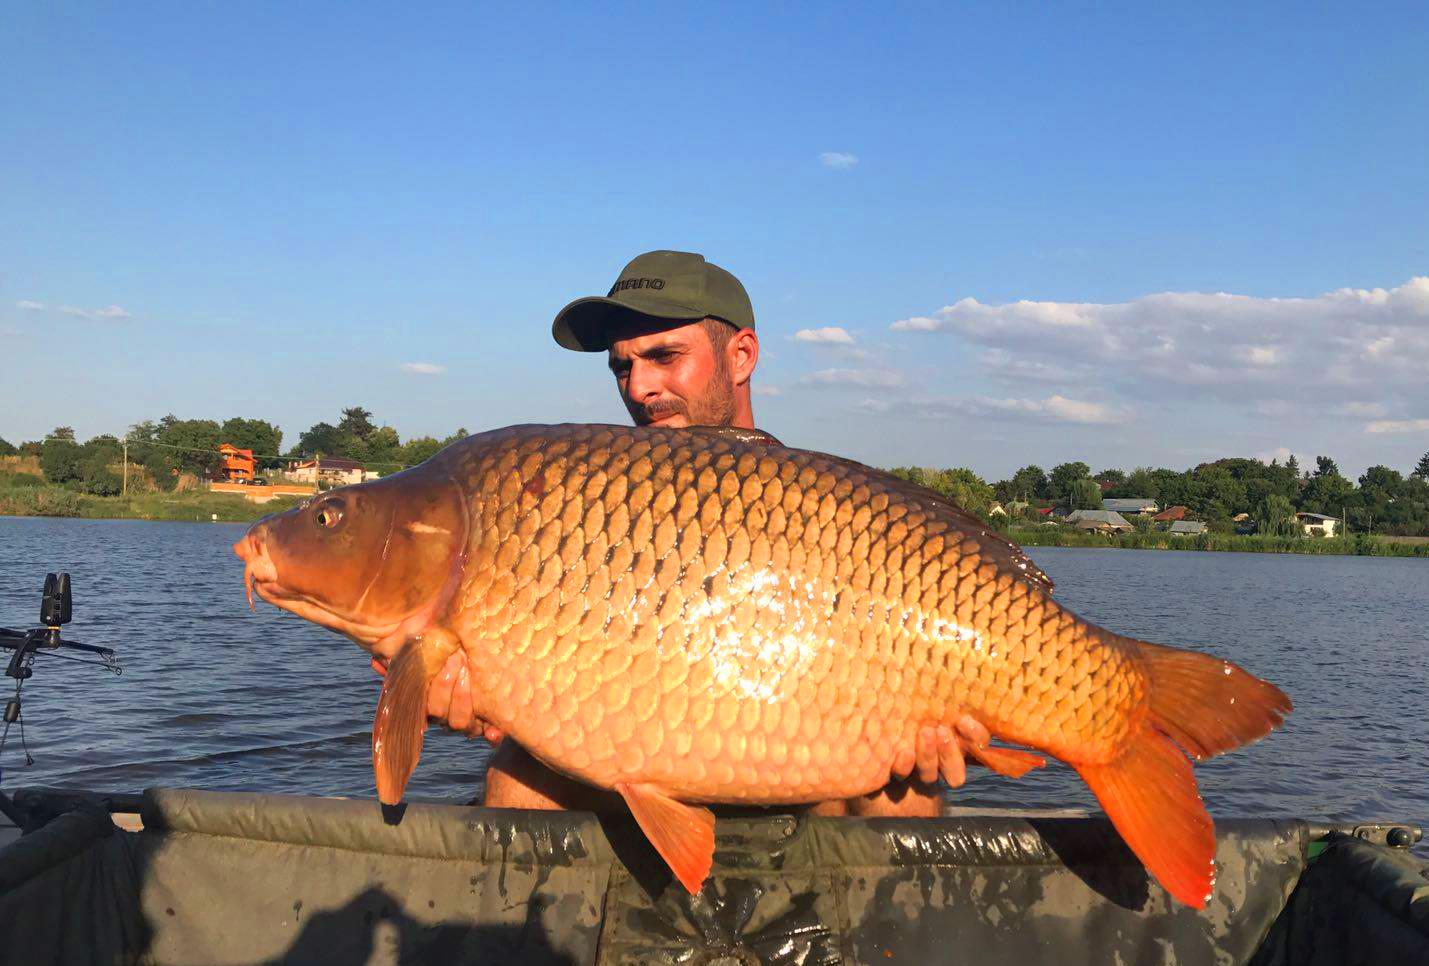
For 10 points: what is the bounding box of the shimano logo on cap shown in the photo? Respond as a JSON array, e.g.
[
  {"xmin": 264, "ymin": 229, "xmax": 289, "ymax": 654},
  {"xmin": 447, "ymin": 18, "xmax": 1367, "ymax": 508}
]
[{"xmin": 609, "ymin": 277, "xmax": 666, "ymax": 296}]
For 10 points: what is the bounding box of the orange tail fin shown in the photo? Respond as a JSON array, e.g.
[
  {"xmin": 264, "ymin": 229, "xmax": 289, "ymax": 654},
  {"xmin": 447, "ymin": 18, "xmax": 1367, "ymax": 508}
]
[
  {"xmin": 1077, "ymin": 642, "xmax": 1292, "ymax": 908},
  {"xmin": 1139, "ymin": 642, "xmax": 1292, "ymax": 760},
  {"xmin": 1076, "ymin": 724, "xmax": 1216, "ymax": 908}
]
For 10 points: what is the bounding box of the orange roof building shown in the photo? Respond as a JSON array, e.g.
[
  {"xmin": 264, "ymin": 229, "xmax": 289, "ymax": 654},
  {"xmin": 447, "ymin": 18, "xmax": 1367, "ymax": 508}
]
[{"xmin": 218, "ymin": 444, "xmax": 256, "ymax": 483}]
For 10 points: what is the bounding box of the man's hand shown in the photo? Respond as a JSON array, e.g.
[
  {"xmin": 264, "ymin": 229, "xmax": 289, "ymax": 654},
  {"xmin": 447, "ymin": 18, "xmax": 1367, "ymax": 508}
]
[{"xmin": 888, "ymin": 714, "xmax": 993, "ymax": 789}]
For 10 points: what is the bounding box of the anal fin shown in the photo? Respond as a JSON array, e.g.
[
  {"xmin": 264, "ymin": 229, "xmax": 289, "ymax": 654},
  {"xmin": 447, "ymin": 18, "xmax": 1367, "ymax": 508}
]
[
  {"xmin": 616, "ymin": 782, "xmax": 716, "ymax": 894},
  {"xmin": 965, "ymin": 743, "xmax": 1046, "ymax": 779}
]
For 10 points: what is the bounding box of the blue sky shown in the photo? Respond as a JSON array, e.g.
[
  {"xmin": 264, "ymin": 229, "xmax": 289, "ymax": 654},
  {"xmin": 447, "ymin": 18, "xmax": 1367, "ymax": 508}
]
[{"xmin": 4, "ymin": 2, "xmax": 1427, "ymax": 480}]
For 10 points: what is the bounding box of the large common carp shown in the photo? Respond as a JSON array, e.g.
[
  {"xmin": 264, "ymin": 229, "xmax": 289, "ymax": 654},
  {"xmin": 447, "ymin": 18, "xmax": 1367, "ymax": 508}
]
[{"xmin": 233, "ymin": 424, "xmax": 1290, "ymax": 907}]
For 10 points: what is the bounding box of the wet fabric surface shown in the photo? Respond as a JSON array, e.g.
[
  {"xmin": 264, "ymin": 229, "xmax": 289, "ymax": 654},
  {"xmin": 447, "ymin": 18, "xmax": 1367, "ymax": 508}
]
[{"xmin": 0, "ymin": 790, "xmax": 1424, "ymax": 965}]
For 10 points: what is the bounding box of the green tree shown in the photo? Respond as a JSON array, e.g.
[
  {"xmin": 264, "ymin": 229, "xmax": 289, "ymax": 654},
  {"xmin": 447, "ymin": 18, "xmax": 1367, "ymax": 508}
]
[
  {"xmin": 158, "ymin": 418, "xmax": 222, "ymax": 477},
  {"xmin": 297, "ymin": 422, "xmax": 350, "ymax": 458},
  {"xmin": 41, "ymin": 438, "xmax": 84, "ymax": 484},
  {"xmin": 1123, "ymin": 467, "xmax": 1160, "ymax": 500},
  {"xmin": 1286, "ymin": 453, "xmax": 1301, "ymax": 478},
  {"xmin": 888, "ymin": 466, "xmax": 996, "ymax": 516},
  {"xmin": 1299, "ymin": 471, "xmax": 1355, "ymax": 517},
  {"xmin": 1314, "ymin": 455, "xmax": 1339, "ymax": 478},
  {"xmin": 400, "ymin": 436, "xmax": 445, "ymax": 467},
  {"xmin": 338, "ymin": 406, "xmax": 376, "ymax": 442},
  {"xmin": 1255, "ymin": 494, "xmax": 1298, "ymax": 537},
  {"xmin": 220, "ymin": 418, "xmax": 284, "ymax": 468},
  {"xmin": 1352, "ymin": 465, "xmax": 1405, "ymax": 534},
  {"xmin": 931, "ymin": 468, "xmax": 996, "ymax": 516},
  {"xmin": 0, "ymin": 436, "xmax": 16, "ymax": 456},
  {"xmin": 49, "ymin": 426, "xmax": 77, "ymax": 442},
  {"xmin": 356, "ymin": 425, "xmax": 403, "ymax": 469},
  {"xmin": 1189, "ymin": 465, "xmax": 1247, "ymax": 520},
  {"xmin": 1415, "ymin": 452, "xmax": 1429, "ymax": 481},
  {"xmin": 78, "ymin": 444, "xmax": 122, "ymax": 495},
  {"xmin": 1008, "ymin": 464, "xmax": 1049, "ymax": 501},
  {"xmin": 1070, "ymin": 478, "xmax": 1104, "ymax": 510},
  {"xmin": 126, "ymin": 420, "xmax": 178, "ymax": 490},
  {"xmin": 1048, "ymin": 462, "xmax": 1091, "ymax": 504}
]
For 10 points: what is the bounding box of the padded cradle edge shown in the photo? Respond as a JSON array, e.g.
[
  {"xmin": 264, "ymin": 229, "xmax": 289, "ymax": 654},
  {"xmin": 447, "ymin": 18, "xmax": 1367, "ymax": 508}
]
[{"xmin": 139, "ymin": 786, "xmax": 619, "ymax": 867}]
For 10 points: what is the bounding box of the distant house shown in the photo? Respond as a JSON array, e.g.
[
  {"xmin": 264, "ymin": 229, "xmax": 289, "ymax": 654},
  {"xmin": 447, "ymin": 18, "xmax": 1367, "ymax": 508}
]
[
  {"xmin": 287, "ymin": 457, "xmax": 368, "ymax": 487},
  {"xmin": 217, "ymin": 444, "xmax": 255, "ymax": 483},
  {"xmin": 1295, "ymin": 512, "xmax": 1340, "ymax": 538},
  {"xmin": 1103, "ymin": 498, "xmax": 1159, "ymax": 516},
  {"xmin": 1153, "ymin": 505, "xmax": 1189, "ymax": 522},
  {"xmin": 988, "ymin": 503, "xmax": 1006, "ymax": 517},
  {"xmin": 1065, "ymin": 509, "xmax": 1133, "ymax": 533},
  {"xmin": 1168, "ymin": 520, "xmax": 1207, "ymax": 536}
]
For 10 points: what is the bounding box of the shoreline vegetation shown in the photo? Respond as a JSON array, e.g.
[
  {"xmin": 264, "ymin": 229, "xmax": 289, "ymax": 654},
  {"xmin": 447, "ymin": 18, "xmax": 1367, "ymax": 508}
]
[
  {"xmin": 1005, "ymin": 527, "xmax": 1429, "ymax": 557},
  {"xmin": 0, "ymin": 486, "xmax": 302, "ymax": 523},
  {"xmin": 3, "ymin": 410, "xmax": 1428, "ymax": 557},
  {"xmin": 2, "ymin": 482, "xmax": 1426, "ymax": 557}
]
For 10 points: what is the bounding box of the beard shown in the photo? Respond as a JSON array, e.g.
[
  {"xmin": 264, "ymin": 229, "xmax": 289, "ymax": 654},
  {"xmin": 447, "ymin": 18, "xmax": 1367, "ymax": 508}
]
[{"xmin": 628, "ymin": 368, "xmax": 736, "ymax": 428}]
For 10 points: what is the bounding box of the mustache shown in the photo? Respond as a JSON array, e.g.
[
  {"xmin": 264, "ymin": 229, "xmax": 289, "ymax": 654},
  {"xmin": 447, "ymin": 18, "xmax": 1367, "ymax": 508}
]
[{"xmin": 631, "ymin": 399, "xmax": 688, "ymax": 423}]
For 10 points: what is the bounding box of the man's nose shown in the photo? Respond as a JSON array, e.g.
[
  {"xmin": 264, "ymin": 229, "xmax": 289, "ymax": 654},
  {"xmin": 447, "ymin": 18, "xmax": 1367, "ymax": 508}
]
[{"xmin": 624, "ymin": 359, "xmax": 660, "ymax": 400}]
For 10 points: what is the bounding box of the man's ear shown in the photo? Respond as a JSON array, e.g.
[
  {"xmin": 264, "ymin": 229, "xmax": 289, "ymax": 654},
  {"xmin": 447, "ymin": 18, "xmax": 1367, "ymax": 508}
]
[{"xmin": 728, "ymin": 327, "xmax": 759, "ymax": 386}]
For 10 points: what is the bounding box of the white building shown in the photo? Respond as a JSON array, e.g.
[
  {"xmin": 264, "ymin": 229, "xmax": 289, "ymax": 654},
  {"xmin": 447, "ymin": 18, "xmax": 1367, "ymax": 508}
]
[{"xmin": 1295, "ymin": 512, "xmax": 1340, "ymax": 538}]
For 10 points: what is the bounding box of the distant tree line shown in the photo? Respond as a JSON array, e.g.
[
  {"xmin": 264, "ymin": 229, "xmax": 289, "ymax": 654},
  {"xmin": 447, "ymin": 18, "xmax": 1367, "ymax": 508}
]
[
  {"xmin": 4, "ymin": 420, "xmax": 1429, "ymax": 534},
  {"xmin": 892, "ymin": 450, "xmax": 1429, "ymax": 537},
  {"xmin": 0, "ymin": 405, "xmax": 466, "ymax": 495}
]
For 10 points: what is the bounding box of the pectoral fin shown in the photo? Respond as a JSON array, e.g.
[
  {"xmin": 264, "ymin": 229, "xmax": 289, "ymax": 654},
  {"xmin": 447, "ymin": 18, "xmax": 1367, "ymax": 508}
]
[
  {"xmin": 615, "ymin": 782, "xmax": 716, "ymax": 894},
  {"xmin": 372, "ymin": 641, "xmax": 433, "ymax": 805}
]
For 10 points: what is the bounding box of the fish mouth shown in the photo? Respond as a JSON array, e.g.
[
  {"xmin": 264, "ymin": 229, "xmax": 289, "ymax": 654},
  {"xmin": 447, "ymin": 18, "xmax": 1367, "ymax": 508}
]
[{"xmin": 232, "ymin": 533, "xmax": 408, "ymax": 649}]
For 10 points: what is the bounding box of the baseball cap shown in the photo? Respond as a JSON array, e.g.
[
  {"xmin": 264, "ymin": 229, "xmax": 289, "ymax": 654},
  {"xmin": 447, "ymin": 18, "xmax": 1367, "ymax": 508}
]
[{"xmin": 552, "ymin": 250, "xmax": 755, "ymax": 352}]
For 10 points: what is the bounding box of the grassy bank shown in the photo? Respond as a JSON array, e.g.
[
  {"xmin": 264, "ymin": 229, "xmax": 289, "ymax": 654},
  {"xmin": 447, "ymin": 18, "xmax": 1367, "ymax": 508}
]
[
  {"xmin": 1007, "ymin": 527, "xmax": 1429, "ymax": 557},
  {"xmin": 0, "ymin": 483, "xmax": 302, "ymax": 523}
]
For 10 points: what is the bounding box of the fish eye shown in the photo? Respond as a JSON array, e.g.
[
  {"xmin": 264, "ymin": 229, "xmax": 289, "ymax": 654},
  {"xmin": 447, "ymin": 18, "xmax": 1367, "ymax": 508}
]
[{"xmin": 314, "ymin": 501, "xmax": 344, "ymax": 529}]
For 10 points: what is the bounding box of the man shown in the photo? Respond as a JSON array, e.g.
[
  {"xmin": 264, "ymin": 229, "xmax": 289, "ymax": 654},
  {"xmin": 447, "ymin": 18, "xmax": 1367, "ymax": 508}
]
[{"xmin": 429, "ymin": 251, "xmax": 971, "ymax": 816}]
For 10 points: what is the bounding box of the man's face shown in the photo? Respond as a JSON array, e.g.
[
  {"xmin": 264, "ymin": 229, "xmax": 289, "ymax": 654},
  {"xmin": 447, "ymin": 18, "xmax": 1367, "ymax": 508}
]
[{"xmin": 607, "ymin": 318, "xmax": 735, "ymax": 428}]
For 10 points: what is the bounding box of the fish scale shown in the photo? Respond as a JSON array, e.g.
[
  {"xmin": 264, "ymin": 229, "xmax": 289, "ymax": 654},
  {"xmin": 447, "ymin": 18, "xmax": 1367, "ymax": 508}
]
[
  {"xmin": 235, "ymin": 422, "xmax": 1291, "ymax": 906},
  {"xmin": 443, "ymin": 425, "xmax": 1125, "ymax": 799}
]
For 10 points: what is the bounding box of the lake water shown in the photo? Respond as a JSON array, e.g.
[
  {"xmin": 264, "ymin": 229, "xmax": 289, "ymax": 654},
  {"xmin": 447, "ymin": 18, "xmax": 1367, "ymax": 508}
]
[{"xmin": 1, "ymin": 516, "xmax": 1426, "ymax": 827}]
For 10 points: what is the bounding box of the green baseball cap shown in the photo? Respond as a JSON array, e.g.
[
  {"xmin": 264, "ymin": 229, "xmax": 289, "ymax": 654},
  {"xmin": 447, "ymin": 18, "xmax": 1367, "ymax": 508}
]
[{"xmin": 552, "ymin": 250, "xmax": 755, "ymax": 352}]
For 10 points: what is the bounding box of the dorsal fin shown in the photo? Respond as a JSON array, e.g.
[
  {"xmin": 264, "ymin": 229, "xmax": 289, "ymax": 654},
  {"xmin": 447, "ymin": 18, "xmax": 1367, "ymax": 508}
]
[{"xmin": 685, "ymin": 426, "xmax": 783, "ymax": 447}]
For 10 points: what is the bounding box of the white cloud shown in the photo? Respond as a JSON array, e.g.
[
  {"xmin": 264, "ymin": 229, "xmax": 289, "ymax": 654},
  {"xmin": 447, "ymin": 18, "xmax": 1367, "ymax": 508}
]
[
  {"xmin": 401, "ymin": 362, "xmax": 446, "ymax": 375},
  {"xmin": 798, "ymin": 368, "xmax": 905, "ymax": 389},
  {"xmin": 891, "ymin": 276, "xmax": 1429, "ymax": 412},
  {"xmin": 752, "ymin": 385, "xmax": 783, "ymax": 397},
  {"xmin": 58, "ymin": 304, "xmax": 132, "ymax": 320},
  {"xmin": 1334, "ymin": 401, "xmax": 1388, "ymax": 418},
  {"xmin": 818, "ymin": 152, "xmax": 859, "ymax": 169},
  {"xmin": 980, "ymin": 349, "xmax": 1089, "ymax": 384},
  {"xmin": 1366, "ymin": 418, "xmax": 1429, "ymax": 434},
  {"xmin": 954, "ymin": 394, "xmax": 1126, "ymax": 424},
  {"xmin": 793, "ymin": 326, "xmax": 855, "ymax": 345},
  {"xmin": 16, "ymin": 300, "xmax": 45, "ymax": 311},
  {"xmin": 861, "ymin": 393, "xmax": 1125, "ymax": 425}
]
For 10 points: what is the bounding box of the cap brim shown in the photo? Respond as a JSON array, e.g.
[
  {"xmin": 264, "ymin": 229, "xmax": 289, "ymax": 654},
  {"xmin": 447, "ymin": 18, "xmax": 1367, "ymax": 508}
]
[{"xmin": 552, "ymin": 295, "xmax": 706, "ymax": 352}]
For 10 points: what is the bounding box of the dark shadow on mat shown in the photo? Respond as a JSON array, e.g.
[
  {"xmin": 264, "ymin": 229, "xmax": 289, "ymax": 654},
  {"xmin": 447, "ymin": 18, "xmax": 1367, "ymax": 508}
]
[{"xmin": 1029, "ymin": 817, "xmax": 1152, "ymax": 911}]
